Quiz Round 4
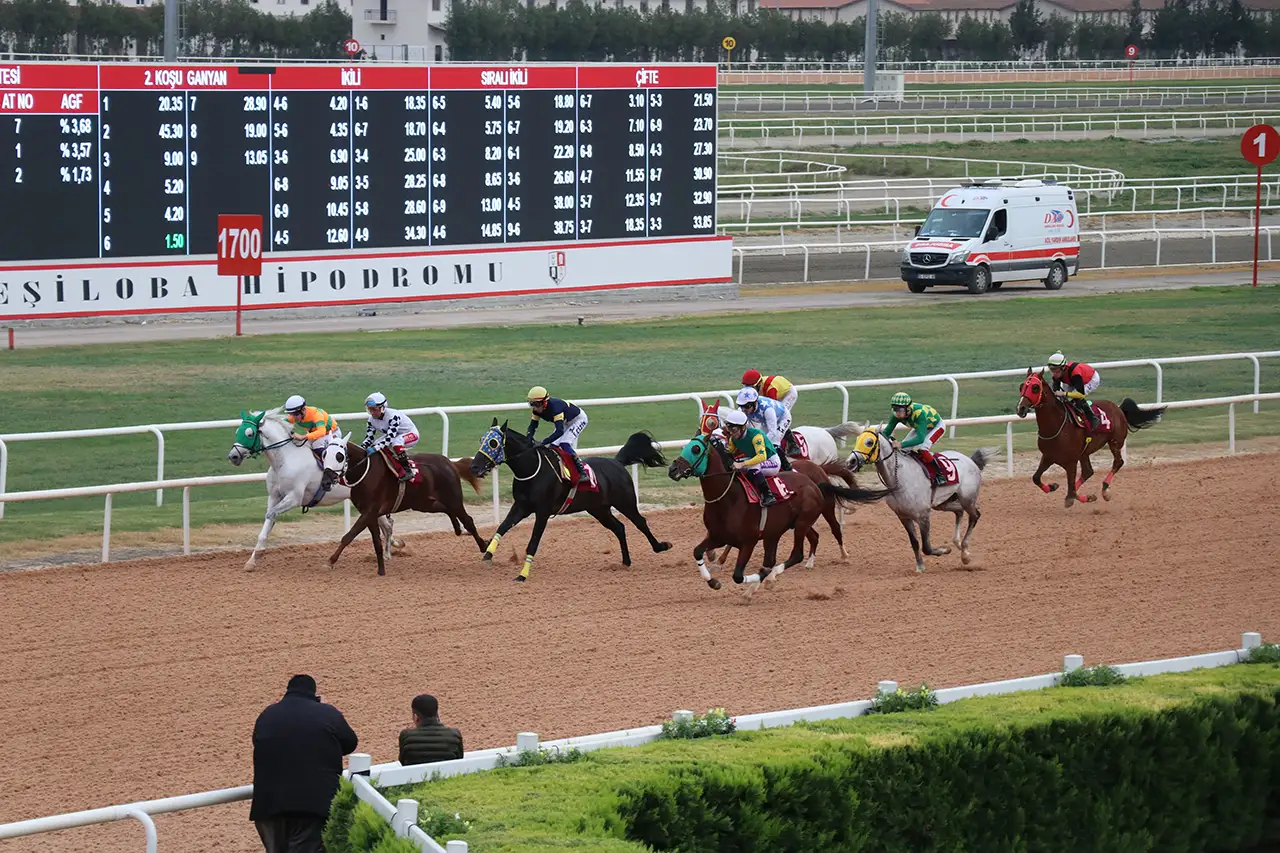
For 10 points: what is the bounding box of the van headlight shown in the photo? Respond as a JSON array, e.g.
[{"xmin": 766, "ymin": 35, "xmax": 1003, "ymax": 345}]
[{"xmin": 948, "ymin": 250, "xmax": 969, "ymax": 265}]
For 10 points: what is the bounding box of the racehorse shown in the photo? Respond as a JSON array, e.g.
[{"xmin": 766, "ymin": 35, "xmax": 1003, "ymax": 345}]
[
  {"xmin": 227, "ymin": 409, "xmax": 396, "ymax": 572},
  {"xmin": 1016, "ymin": 370, "xmax": 1166, "ymax": 508},
  {"xmin": 319, "ymin": 431, "xmax": 485, "ymax": 576},
  {"xmin": 669, "ymin": 432, "xmax": 889, "ymax": 596},
  {"xmin": 469, "ymin": 420, "xmax": 672, "ymax": 582},
  {"xmin": 698, "ymin": 399, "xmax": 858, "ymax": 465},
  {"xmin": 845, "ymin": 426, "xmax": 998, "ymax": 574}
]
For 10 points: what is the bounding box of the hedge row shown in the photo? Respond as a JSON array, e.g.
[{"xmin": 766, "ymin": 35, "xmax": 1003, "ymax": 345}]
[{"xmin": 328, "ymin": 664, "xmax": 1280, "ymax": 852}]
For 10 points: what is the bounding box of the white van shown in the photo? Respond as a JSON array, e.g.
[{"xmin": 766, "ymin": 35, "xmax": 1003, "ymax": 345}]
[{"xmin": 900, "ymin": 179, "xmax": 1080, "ymax": 295}]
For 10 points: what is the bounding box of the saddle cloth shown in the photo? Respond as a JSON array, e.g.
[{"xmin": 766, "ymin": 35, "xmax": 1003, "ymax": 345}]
[
  {"xmin": 552, "ymin": 446, "xmax": 599, "ymax": 492},
  {"xmin": 786, "ymin": 431, "xmax": 810, "ymax": 460},
  {"xmin": 741, "ymin": 475, "xmax": 795, "ymax": 505},
  {"xmin": 1065, "ymin": 403, "xmax": 1113, "ymax": 433},
  {"xmin": 916, "ymin": 453, "xmax": 959, "ymax": 486},
  {"xmin": 378, "ymin": 448, "xmax": 424, "ymax": 486}
]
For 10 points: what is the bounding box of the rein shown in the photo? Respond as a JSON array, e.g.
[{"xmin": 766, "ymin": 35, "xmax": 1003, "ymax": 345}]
[
  {"xmin": 510, "ymin": 449, "xmax": 545, "ymax": 482},
  {"xmin": 698, "ymin": 440, "xmax": 743, "ymax": 503},
  {"xmin": 1030, "ymin": 395, "xmax": 1070, "ymax": 441},
  {"xmin": 340, "ymin": 450, "xmax": 374, "ymax": 488}
]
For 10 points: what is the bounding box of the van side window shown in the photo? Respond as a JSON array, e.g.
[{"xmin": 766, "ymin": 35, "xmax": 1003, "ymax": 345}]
[{"xmin": 987, "ymin": 208, "xmax": 1008, "ymax": 241}]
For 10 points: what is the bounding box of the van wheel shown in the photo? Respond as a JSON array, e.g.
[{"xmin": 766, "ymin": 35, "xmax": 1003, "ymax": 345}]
[
  {"xmin": 968, "ymin": 265, "xmax": 991, "ymax": 294},
  {"xmin": 907, "ymin": 281, "xmax": 928, "ymax": 293},
  {"xmin": 1044, "ymin": 261, "xmax": 1067, "ymax": 291}
]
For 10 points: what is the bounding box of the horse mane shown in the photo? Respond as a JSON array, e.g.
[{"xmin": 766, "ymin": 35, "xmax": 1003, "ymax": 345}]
[{"xmin": 501, "ymin": 424, "xmax": 535, "ymax": 454}]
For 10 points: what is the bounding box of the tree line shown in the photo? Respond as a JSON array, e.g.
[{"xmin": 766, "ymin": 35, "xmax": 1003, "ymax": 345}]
[
  {"xmin": 2, "ymin": 0, "xmax": 1278, "ymax": 61},
  {"xmin": 446, "ymin": 0, "xmax": 1280, "ymax": 62},
  {"xmin": 0, "ymin": 0, "xmax": 351, "ymax": 58}
]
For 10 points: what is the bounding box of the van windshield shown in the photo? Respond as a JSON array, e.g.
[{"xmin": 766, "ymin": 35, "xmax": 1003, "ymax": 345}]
[{"xmin": 918, "ymin": 208, "xmax": 991, "ymax": 239}]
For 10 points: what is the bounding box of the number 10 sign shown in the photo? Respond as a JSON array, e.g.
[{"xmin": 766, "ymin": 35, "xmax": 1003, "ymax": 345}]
[{"xmin": 1241, "ymin": 125, "xmax": 1279, "ymax": 287}]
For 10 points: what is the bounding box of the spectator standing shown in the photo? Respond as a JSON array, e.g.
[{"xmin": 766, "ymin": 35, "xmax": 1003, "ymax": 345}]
[
  {"xmin": 398, "ymin": 694, "xmax": 464, "ymax": 765},
  {"xmin": 250, "ymin": 674, "xmax": 359, "ymax": 853}
]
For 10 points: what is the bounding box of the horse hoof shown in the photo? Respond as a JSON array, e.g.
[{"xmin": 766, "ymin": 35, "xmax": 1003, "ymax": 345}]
[
  {"xmin": 377, "ymin": 568, "xmax": 385, "ymax": 577},
  {"xmin": 655, "ymin": 542, "xmax": 672, "ymax": 553},
  {"xmin": 1047, "ymin": 483, "xmax": 1059, "ymax": 492},
  {"xmin": 514, "ymin": 575, "xmax": 526, "ymax": 583},
  {"xmin": 621, "ymin": 559, "xmax": 632, "ymax": 568},
  {"xmin": 481, "ymin": 552, "xmax": 494, "ymax": 562},
  {"xmin": 915, "ymin": 566, "xmax": 926, "ymax": 574},
  {"xmin": 1102, "ymin": 490, "xmax": 1112, "ymax": 502},
  {"xmin": 961, "ymin": 551, "xmax": 972, "ymax": 566},
  {"xmin": 708, "ymin": 578, "xmax": 722, "ymax": 590}
]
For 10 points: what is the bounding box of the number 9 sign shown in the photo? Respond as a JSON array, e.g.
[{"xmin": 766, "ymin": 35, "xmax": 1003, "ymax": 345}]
[{"xmin": 1242, "ymin": 124, "xmax": 1280, "ymax": 167}]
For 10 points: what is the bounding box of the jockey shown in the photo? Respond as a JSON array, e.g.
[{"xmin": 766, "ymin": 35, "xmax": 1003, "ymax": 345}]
[
  {"xmin": 283, "ymin": 395, "xmax": 338, "ymax": 452},
  {"xmin": 720, "ymin": 408, "xmax": 781, "ymax": 507},
  {"xmin": 361, "ymin": 391, "xmax": 419, "ymax": 482},
  {"xmin": 742, "ymin": 369, "xmax": 799, "ymax": 456},
  {"xmin": 526, "ymin": 386, "xmax": 589, "ymax": 480},
  {"xmin": 736, "ymin": 386, "xmax": 792, "ymax": 471},
  {"xmin": 1047, "ymin": 352, "xmax": 1102, "ymax": 430},
  {"xmin": 883, "ymin": 391, "xmax": 948, "ymax": 486}
]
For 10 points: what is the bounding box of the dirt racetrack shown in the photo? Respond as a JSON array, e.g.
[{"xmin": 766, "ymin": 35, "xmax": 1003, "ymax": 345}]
[{"xmin": 2, "ymin": 453, "xmax": 1279, "ymax": 853}]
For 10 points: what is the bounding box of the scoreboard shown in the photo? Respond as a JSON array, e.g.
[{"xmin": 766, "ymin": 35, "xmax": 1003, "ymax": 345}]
[{"xmin": 0, "ymin": 62, "xmax": 729, "ymax": 320}]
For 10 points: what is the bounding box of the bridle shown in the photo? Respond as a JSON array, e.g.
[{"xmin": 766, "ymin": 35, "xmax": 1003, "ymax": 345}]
[
  {"xmin": 1020, "ymin": 376, "xmax": 1070, "ymax": 440},
  {"xmin": 683, "ymin": 433, "xmax": 742, "ymax": 503},
  {"xmin": 237, "ymin": 415, "xmax": 299, "ymax": 458},
  {"xmin": 477, "ymin": 428, "xmax": 546, "ymax": 481}
]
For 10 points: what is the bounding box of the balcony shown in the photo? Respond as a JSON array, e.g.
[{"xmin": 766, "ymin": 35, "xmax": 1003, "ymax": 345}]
[{"xmin": 362, "ymin": 8, "xmax": 397, "ymax": 23}]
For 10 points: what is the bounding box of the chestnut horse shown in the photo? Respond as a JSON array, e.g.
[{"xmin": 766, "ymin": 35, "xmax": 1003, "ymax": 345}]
[
  {"xmin": 1016, "ymin": 370, "xmax": 1166, "ymax": 507},
  {"xmin": 320, "ymin": 435, "xmax": 485, "ymax": 575}
]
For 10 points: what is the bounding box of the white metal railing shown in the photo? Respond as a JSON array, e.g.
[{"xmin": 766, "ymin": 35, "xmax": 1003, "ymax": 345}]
[
  {"xmin": 732, "ymin": 225, "xmax": 1280, "ymax": 283},
  {"xmin": 1, "ymin": 354, "xmax": 1276, "ymax": 560},
  {"xmin": 720, "ymin": 109, "xmax": 1280, "ymax": 144},
  {"xmin": 3, "ymin": 633, "xmax": 1262, "ymax": 853},
  {"xmin": 720, "ymin": 84, "xmax": 1280, "ymax": 113}
]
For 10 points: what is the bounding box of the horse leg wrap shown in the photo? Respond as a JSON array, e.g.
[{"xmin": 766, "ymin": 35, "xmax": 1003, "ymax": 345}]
[
  {"xmin": 485, "ymin": 533, "xmax": 502, "ymax": 556},
  {"xmin": 1104, "ymin": 471, "xmax": 1116, "ymax": 485},
  {"xmin": 697, "ymin": 558, "xmax": 711, "ymax": 582},
  {"xmin": 520, "ymin": 555, "xmax": 533, "ymax": 580},
  {"xmin": 1039, "ymin": 483, "xmax": 1052, "ymax": 493}
]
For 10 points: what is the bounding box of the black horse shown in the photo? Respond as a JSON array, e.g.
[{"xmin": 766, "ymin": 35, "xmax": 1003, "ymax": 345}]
[{"xmin": 470, "ymin": 419, "xmax": 672, "ymax": 582}]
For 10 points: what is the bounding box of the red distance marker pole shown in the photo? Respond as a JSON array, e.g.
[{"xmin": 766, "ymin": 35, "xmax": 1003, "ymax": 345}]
[
  {"xmin": 236, "ymin": 276, "xmax": 243, "ymax": 336},
  {"xmin": 1241, "ymin": 125, "xmax": 1280, "ymax": 288},
  {"xmin": 217, "ymin": 214, "xmax": 264, "ymax": 336}
]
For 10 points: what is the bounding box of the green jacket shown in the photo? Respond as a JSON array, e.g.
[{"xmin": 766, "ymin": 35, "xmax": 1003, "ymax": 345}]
[
  {"xmin": 728, "ymin": 427, "xmax": 778, "ymax": 466},
  {"xmin": 884, "ymin": 402, "xmax": 942, "ymax": 449},
  {"xmin": 398, "ymin": 719, "xmax": 464, "ymax": 766}
]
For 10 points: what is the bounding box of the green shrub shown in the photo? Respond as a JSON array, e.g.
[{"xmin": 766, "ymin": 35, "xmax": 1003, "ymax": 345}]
[
  {"xmin": 866, "ymin": 683, "xmax": 938, "ymax": 714},
  {"xmin": 660, "ymin": 708, "xmax": 736, "ymax": 739},
  {"xmin": 417, "ymin": 807, "xmax": 473, "ymax": 838},
  {"xmin": 617, "ymin": 692, "xmax": 1280, "ymax": 853},
  {"xmin": 1248, "ymin": 643, "xmax": 1280, "ymax": 664},
  {"xmin": 1060, "ymin": 664, "xmax": 1128, "ymax": 686},
  {"xmin": 321, "ymin": 779, "xmax": 420, "ymax": 853},
  {"xmin": 496, "ymin": 746, "xmax": 588, "ymax": 767}
]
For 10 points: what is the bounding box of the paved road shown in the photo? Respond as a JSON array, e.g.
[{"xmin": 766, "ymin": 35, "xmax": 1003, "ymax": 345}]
[
  {"xmin": 4, "ymin": 265, "xmax": 1274, "ymax": 349},
  {"xmin": 721, "ymin": 91, "xmax": 1280, "ymax": 114}
]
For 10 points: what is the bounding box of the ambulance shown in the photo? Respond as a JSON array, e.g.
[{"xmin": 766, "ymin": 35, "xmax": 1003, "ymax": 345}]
[{"xmin": 900, "ymin": 179, "xmax": 1080, "ymax": 295}]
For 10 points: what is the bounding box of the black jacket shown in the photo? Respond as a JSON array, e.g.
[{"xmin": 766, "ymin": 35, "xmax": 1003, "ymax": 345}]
[
  {"xmin": 250, "ymin": 688, "xmax": 359, "ymax": 821},
  {"xmin": 398, "ymin": 718, "xmax": 464, "ymax": 766}
]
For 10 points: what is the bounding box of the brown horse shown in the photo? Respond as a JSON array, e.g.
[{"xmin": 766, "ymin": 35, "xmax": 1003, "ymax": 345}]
[
  {"xmin": 1016, "ymin": 370, "xmax": 1166, "ymax": 508},
  {"xmin": 320, "ymin": 440, "xmax": 484, "ymax": 575},
  {"xmin": 669, "ymin": 432, "xmax": 886, "ymax": 596}
]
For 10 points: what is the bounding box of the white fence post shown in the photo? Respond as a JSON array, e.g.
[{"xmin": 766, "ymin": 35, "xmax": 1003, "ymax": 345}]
[
  {"xmin": 1229, "ymin": 403, "xmax": 1236, "ymax": 453},
  {"xmin": 1005, "ymin": 422, "xmax": 1015, "ymax": 477},
  {"xmin": 446, "ymin": 841, "xmax": 469, "ymax": 853},
  {"xmin": 115, "ymin": 807, "xmax": 157, "ymax": 853},
  {"xmin": 102, "ymin": 493, "xmax": 112, "ymax": 563},
  {"xmin": 150, "ymin": 427, "xmax": 165, "ymax": 507},
  {"xmin": 491, "ymin": 471, "xmax": 501, "ymax": 525},
  {"xmin": 393, "ymin": 799, "xmax": 419, "ymax": 838},
  {"xmin": 1063, "ymin": 654, "xmax": 1084, "ymax": 672},
  {"xmin": 0, "ymin": 437, "xmax": 7, "ymax": 520},
  {"xmin": 182, "ymin": 486, "xmax": 191, "ymax": 555},
  {"xmin": 516, "ymin": 732, "xmax": 539, "ymax": 753},
  {"xmin": 877, "ymin": 680, "xmax": 898, "ymax": 694},
  {"xmin": 1243, "ymin": 632, "xmax": 1262, "ymax": 649}
]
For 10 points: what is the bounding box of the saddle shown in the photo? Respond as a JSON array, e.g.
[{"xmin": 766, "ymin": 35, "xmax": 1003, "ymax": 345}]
[
  {"xmin": 783, "ymin": 429, "xmax": 810, "ymax": 460},
  {"xmin": 378, "ymin": 448, "xmax": 424, "ymax": 485},
  {"xmin": 551, "ymin": 447, "xmax": 599, "ymax": 491},
  {"xmin": 740, "ymin": 475, "xmax": 795, "ymax": 505},
  {"xmin": 1065, "ymin": 402, "xmax": 1112, "ymax": 434},
  {"xmin": 914, "ymin": 452, "xmax": 959, "ymax": 487}
]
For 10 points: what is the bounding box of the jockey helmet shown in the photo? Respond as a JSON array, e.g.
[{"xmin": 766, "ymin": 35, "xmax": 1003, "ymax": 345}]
[
  {"xmin": 527, "ymin": 386, "xmax": 550, "ymax": 405},
  {"xmin": 365, "ymin": 391, "xmax": 388, "ymax": 410},
  {"xmin": 736, "ymin": 387, "xmax": 759, "ymax": 407},
  {"xmin": 284, "ymin": 395, "xmax": 306, "ymax": 414},
  {"xmin": 741, "ymin": 369, "xmax": 762, "ymax": 387},
  {"xmin": 1047, "ymin": 352, "xmax": 1067, "ymax": 367},
  {"xmin": 891, "ymin": 391, "xmax": 912, "ymax": 408},
  {"xmin": 721, "ymin": 408, "xmax": 748, "ymax": 429}
]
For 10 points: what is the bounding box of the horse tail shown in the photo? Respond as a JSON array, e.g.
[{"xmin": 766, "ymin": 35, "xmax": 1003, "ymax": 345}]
[
  {"xmin": 824, "ymin": 421, "xmax": 862, "ymax": 439},
  {"xmin": 452, "ymin": 458, "xmax": 482, "ymax": 494},
  {"xmin": 819, "ymin": 480, "xmax": 892, "ymax": 506},
  {"xmin": 615, "ymin": 431, "xmax": 667, "ymax": 468},
  {"xmin": 819, "ymin": 462, "xmax": 856, "ymax": 488},
  {"xmin": 968, "ymin": 447, "xmax": 1002, "ymax": 471},
  {"xmin": 1121, "ymin": 398, "xmax": 1165, "ymax": 431}
]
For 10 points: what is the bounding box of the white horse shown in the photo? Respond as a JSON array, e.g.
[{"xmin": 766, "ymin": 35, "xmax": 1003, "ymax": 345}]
[
  {"xmin": 845, "ymin": 425, "xmax": 998, "ymax": 573},
  {"xmin": 226, "ymin": 409, "xmax": 397, "ymax": 571},
  {"xmin": 788, "ymin": 424, "xmax": 862, "ymax": 465}
]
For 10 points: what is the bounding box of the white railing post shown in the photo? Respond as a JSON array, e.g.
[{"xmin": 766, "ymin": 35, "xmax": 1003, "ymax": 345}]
[
  {"xmin": 344, "ymin": 499, "xmax": 351, "ymax": 528},
  {"xmin": 1150, "ymin": 361, "xmax": 1164, "ymax": 404},
  {"xmin": 446, "ymin": 841, "xmax": 470, "ymax": 853},
  {"xmin": 0, "ymin": 437, "xmax": 6, "ymax": 520},
  {"xmin": 1248, "ymin": 354, "xmax": 1261, "ymax": 414},
  {"xmin": 1229, "ymin": 403, "xmax": 1236, "ymax": 454},
  {"xmin": 1005, "ymin": 422, "xmax": 1015, "ymax": 477},
  {"xmin": 182, "ymin": 486, "xmax": 191, "ymax": 555},
  {"xmin": 150, "ymin": 427, "xmax": 165, "ymax": 507},
  {"xmin": 392, "ymin": 799, "xmax": 419, "ymax": 838},
  {"xmin": 947, "ymin": 376, "xmax": 960, "ymax": 438},
  {"xmin": 439, "ymin": 411, "xmax": 451, "ymax": 457},
  {"xmin": 491, "ymin": 471, "xmax": 501, "ymax": 525},
  {"xmin": 116, "ymin": 806, "xmax": 158, "ymax": 853},
  {"xmin": 102, "ymin": 493, "xmax": 112, "ymax": 563}
]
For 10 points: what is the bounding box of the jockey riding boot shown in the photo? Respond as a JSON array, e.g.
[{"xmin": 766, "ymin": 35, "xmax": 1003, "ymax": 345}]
[
  {"xmin": 746, "ymin": 469, "xmax": 777, "ymax": 506},
  {"xmin": 779, "ymin": 453, "xmax": 793, "ymax": 472},
  {"xmin": 568, "ymin": 449, "xmax": 588, "ymax": 482},
  {"xmin": 918, "ymin": 449, "xmax": 945, "ymax": 486},
  {"xmin": 392, "ymin": 448, "xmax": 413, "ymax": 482},
  {"xmin": 782, "ymin": 429, "xmax": 796, "ymax": 456},
  {"xmin": 1080, "ymin": 399, "xmax": 1100, "ymax": 431}
]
